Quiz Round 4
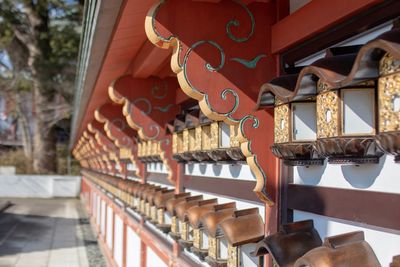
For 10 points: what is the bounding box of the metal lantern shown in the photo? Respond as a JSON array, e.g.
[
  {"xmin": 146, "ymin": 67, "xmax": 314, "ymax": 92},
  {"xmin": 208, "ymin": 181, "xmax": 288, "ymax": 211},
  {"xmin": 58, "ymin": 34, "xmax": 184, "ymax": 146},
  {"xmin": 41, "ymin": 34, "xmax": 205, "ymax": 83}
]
[
  {"xmin": 153, "ymin": 189, "xmax": 175, "ymax": 233},
  {"xmin": 192, "ymin": 112, "xmax": 214, "ymax": 162},
  {"xmin": 219, "ymin": 208, "xmax": 264, "ymax": 267},
  {"xmin": 165, "ymin": 193, "xmax": 194, "ymax": 241},
  {"xmin": 271, "ymin": 98, "xmax": 324, "ymax": 166},
  {"xmin": 175, "ymin": 196, "xmax": 204, "ymax": 249},
  {"xmin": 316, "ymin": 81, "xmax": 383, "ymax": 164},
  {"xmin": 203, "ymin": 203, "xmax": 237, "ymax": 266},
  {"xmin": 191, "ymin": 202, "xmax": 235, "ymax": 262},
  {"xmin": 376, "ymin": 53, "xmax": 400, "ymax": 163},
  {"xmin": 180, "ymin": 128, "xmax": 197, "ymax": 162},
  {"xmin": 183, "ymin": 199, "xmax": 218, "ymax": 259},
  {"xmin": 172, "ymin": 132, "xmax": 184, "ymax": 162},
  {"xmin": 207, "ymin": 122, "xmax": 233, "ymax": 162},
  {"xmin": 227, "ymin": 125, "xmax": 246, "ymax": 162}
]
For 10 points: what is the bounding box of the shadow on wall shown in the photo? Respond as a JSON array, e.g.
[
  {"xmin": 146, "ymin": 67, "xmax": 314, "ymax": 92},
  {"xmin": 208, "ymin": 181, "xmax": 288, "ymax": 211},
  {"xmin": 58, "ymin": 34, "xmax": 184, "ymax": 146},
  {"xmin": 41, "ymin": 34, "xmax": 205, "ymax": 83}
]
[
  {"xmin": 341, "ymin": 155, "xmax": 385, "ymax": 189},
  {"xmin": 297, "ymin": 161, "xmax": 327, "ymax": 185},
  {"xmin": 212, "ymin": 164, "xmax": 222, "ymax": 176},
  {"xmin": 296, "ymin": 155, "xmax": 385, "ymax": 188},
  {"xmin": 228, "ymin": 164, "xmax": 242, "ymax": 178}
]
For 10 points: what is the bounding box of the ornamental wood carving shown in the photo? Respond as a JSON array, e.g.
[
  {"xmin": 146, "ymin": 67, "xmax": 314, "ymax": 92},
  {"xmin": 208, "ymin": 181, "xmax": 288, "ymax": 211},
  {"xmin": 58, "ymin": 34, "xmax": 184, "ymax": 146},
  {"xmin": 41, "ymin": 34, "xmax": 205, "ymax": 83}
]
[
  {"xmin": 94, "ymin": 103, "xmax": 143, "ymax": 178},
  {"xmin": 108, "ymin": 76, "xmax": 181, "ymax": 183},
  {"xmin": 83, "ymin": 130, "xmax": 109, "ymax": 170},
  {"xmin": 145, "ymin": 0, "xmax": 278, "ymax": 204},
  {"xmin": 87, "ymin": 121, "xmax": 120, "ymax": 169}
]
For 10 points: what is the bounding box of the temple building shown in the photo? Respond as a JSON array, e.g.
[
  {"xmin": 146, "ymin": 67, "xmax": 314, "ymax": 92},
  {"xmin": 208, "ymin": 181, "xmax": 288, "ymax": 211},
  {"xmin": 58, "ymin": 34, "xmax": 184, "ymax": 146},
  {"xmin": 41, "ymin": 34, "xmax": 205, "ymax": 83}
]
[{"xmin": 71, "ymin": 1, "xmax": 400, "ymax": 266}]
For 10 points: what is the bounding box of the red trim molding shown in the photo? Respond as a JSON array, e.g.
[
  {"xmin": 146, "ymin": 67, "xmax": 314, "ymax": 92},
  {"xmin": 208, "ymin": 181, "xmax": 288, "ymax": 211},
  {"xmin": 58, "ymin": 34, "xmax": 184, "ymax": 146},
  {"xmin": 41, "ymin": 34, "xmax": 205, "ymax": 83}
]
[{"xmin": 271, "ymin": 0, "xmax": 384, "ymax": 53}]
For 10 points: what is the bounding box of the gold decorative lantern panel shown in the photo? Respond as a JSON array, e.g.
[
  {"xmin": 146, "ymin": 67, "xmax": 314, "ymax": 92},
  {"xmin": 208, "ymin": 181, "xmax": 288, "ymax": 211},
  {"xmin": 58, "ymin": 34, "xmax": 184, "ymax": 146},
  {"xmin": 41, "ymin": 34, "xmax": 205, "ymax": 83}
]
[
  {"xmin": 315, "ymin": 82, "xmax": 383, "ymax": 164},
  {"xmin": 137, "ymin": 140, "xmax": 162, "ymax": 163},
  {"xmin": 171, "ymin": 110, "xmax": 245, "ymax": 163},
  {"xmin": 271, "ymin": 99, "xmax": 324, "ymax": 166},
  {"xmin": 376, "ymin": 53, "xmax": 400, "ymax": 163}
]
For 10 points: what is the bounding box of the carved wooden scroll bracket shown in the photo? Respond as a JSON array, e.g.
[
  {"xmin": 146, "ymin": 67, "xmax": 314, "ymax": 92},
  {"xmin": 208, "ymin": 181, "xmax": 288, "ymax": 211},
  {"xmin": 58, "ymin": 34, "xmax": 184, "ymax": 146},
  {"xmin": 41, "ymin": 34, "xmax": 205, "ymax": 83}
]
[
  {"xmin": 83, "ymin": 129, "xmax": 109, "ymax": 171},
  {"xmin": 145, "ymin": 0, "xmax": 278, "ymax": 204},
  {"xmin": 108, "ymin": 76, "xmax": 181, "ymax": 183},
  {"xmin": 95, "ymin": 103, "xmax": 143, "ymax": 178}
]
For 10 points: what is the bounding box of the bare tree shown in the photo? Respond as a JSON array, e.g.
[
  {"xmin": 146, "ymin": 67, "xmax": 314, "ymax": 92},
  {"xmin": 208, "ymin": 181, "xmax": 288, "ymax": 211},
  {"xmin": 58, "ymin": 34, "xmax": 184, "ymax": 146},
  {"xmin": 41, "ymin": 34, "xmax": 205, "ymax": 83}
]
[{"xmin": 0, "ymin": 0, "xmax": 82, "ymax": 173}]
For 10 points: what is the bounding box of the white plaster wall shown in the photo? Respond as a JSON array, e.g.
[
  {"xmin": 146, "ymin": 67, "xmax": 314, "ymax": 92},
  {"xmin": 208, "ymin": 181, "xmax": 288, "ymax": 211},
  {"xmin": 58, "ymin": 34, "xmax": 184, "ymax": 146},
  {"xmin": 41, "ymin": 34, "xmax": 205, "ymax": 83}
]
[
  {"xmin": 185, "ymin": 163, "xmax": 256, "ymax": 181},
  {"xmin": 101, "ymin": 200, "xmax": 106, "ymax": 236},
  {"xmin": 127, "ymin": 163, "xmax": 136, "ymax": 171},
  {"xmin": 146, "ymin": 246, "xmax": 167, "ymax": 267},
  {"xmin": 96, "ymin": 195, "xmax": 101, "ymax": 226},
  {"xmin": 294, "ymin": 155, "xmax": 400, "ymax": 193},
  {"xmin": 147, "ymin": 180, "xmax": 174, "ymax": 190},
  {"xmin": 114, "ymin": 215, "xmax": 124, "ymax": 267},
  {"xmin": 241, "ymin": 243, "xmax": 258, "ymax": 267},
  {"xmin": 187, "ymin": 189, "xmax": 265, "ymax": 221},
  {"xmin": 0, "ymin": 175, "xmax": 81, "ymax": 198},
  {"xmin": 0, "ymin": 166, "xmax": 16, "ymax": 175},
  {"xmin": 92, "ymin": 192, "xmax": 97, "ymax": 219},
  {"xmin": 184, "ymin": 189, "xmax": 264, "ymax": 266},
  {"xmin": 294, "ymin": 211, "xmax": 400, "ymax": 267},
  {"xmin": 146, "ymin": 162, "xmax": 168, "ymax": 174},
  {"xmin": 293, "ymin": 154, "xmax": 400, "ymax": 266},
  {"xmin": 126, "ymin": 227, "xmax": 141, "ymax": 267},
  {"xmin": 106, "ymin": 206, "xmax": 114, "ymax": 250}
]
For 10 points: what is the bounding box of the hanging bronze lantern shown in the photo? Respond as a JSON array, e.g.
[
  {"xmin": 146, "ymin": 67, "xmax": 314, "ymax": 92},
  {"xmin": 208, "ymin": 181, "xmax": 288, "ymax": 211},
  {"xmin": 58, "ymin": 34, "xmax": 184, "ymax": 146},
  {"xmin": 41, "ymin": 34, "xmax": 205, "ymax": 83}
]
[
  {"xmin": 203, "ymin": 203, "xmax": 237, "ymax": 266},
  {"xmin": 219, "ymin": 208, "xmax": 264, "ymax": 267},
  {"xmin": 165, "ymin": 193, "xmax": 195, "ymax": 241},
  {"xmin": 175, "ymin": 195, "xmax": 204, "ymax": 249},
  {"xmin": 190, "ymin": 202, "xmax": 234, "ymax": 261},
  {"xmin": 226, "ymin": 124, "xmax": 246, "ymax": 162},
  {"xmin": 153, "ymin": 189, "xmax": 176, "ymax": 233},
  {"xmin": 251, "ymin": 220, "xmax": 322, "ymax": 267},
  {"xmin": 316, "ymin": 81, "xmax": 383, "ymax": 164},
  {"xmin": 258, "ymin": 74, "xmax": 324, "ymax": 166},
  {"xmin": 192, "ymin": 111, "xmax": 214, "ymax": 162},
  {"xmin": 207, "ymin": 122, "xmax": 234, "ymax": 162},
  {"xmin": 294, "ymin": 231, "xmax": 380, "ymax": 267},
  {"xmin": 272, "ymin": 97, "xmax": 324, "ymax": 166}
]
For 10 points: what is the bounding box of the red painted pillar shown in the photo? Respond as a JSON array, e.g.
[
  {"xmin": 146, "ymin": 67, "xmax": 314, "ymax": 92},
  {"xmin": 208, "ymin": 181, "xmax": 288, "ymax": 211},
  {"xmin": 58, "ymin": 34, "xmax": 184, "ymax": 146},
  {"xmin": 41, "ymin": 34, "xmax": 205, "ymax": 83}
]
[
  {"xmin": 122, "ymin": 222, "xmax": 127, "ymax": 267},
  {"xmin": 111, "ymin": 211, "xmax": 116, "ymax": 259},
  {"xmin": 121, "ymin": 162, "xmax": 128, "ymax": 179},
  {"xmin": 140, "ymin": 241, "xmax": 147, "ymax": 267}
]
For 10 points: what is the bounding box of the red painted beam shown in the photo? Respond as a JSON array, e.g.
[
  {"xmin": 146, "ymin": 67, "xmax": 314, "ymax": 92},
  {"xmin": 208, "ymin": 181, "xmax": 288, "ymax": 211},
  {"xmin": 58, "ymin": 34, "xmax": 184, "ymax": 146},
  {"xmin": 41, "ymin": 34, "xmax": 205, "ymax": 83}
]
[
  {"xmin": 130, "ymin": 41, "xmax": 171, "ymax": 78},
  {"xmin": 271, "ymin": 0, "xmax": 384, "ymax": 53}
]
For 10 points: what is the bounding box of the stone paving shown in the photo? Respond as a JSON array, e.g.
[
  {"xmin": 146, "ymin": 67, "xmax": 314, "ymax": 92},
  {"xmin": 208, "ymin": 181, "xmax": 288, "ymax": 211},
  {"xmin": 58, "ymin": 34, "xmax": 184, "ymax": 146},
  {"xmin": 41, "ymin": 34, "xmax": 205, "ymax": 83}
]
[{"xmin": 0, "ymin": 198, "xmax": 106, "ymax": 267}]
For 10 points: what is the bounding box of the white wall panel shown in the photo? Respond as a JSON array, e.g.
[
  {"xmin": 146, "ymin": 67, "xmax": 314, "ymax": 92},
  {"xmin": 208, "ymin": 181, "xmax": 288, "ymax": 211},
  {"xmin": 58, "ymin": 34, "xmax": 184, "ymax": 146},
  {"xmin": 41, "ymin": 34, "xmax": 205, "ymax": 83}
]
[
  {"xmin": 114, "ymin": 215, "xmax": 124, "ymax": 267},
  {"xmin": 294, "ymin": 211, "xmax": 400, "ymax": 267},
  {"xmin": 146, "ymin": 246, "xmax": 167, "ymax": 267},
  {"xmin": 146, "ymin": 162, "xmax": 168, "ymax": 174},
  {"xmin": 294, "ymin": 155, "xmax": 400, "ymax": 193},
  {"xmin": 185, "ymin": 163, "xmax": 256, "ymax": 181},
  {"xmin": 106, "ymin": 206, "xmax": 114, "ymax": 250},
  {"xmin": 126, "ymin": 227, "xmax": 141, "ymax": 267},
  {"xmin": 96, "ymin": 195, "xmax": 101, "ymax": 226},
  {"xmin": 187, "ymin": 189, "xmax": 265, "ymax": 221},
  {"xmin": 0, "ymin": 175, "xmax": 81, "ymax": 197},
  {"xmin": 101, "ymin": 200, "xmax": 106, "ymax": 236},
  {"xmin": 92, "ymin": 192, "xmax": 97, "ymax": 220},
  {"xmin": 293, "ymin": 153, "xmax": 400, "ymax": 266}
]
